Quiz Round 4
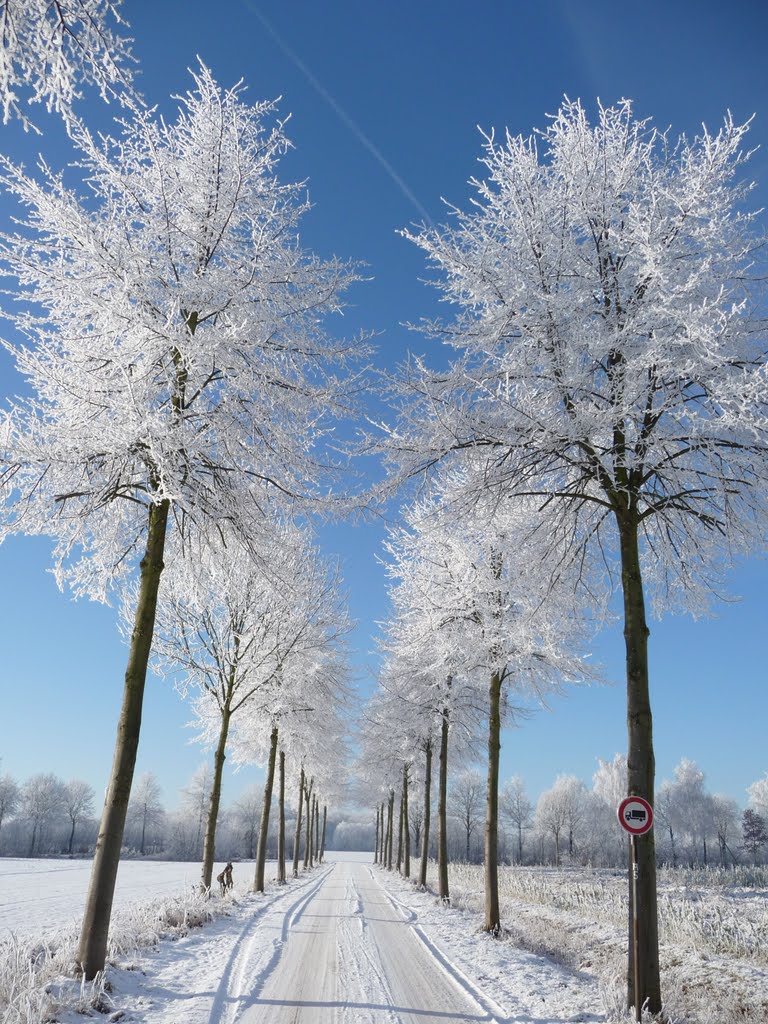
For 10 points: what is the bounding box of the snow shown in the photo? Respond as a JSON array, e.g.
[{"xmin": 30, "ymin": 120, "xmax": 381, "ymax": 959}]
[
  {"xmin": 49, "ymin": 854, "xmax": 603, "ymax": 1024},
  {"xmin": 0, "ymin": 858, "xmax": 203, "ymax": 939},
  {"xmin": 2, "ymin": 855, "xmax": 767, "ymax": 1024}
]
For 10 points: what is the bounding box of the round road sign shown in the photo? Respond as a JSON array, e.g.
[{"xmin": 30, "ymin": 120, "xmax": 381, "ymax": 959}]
[{"xmin": 617, "ymin": 796, "xmax": 653, "ymax": 835}]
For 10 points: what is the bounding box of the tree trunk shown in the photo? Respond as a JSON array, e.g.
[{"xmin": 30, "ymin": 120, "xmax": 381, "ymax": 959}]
[
  {"xmin": 292, "ymin": 767, "xmax": 304, "ymax": 878},
  {"xmin": 310, "ymin": 795, "xmax": 317, "ymax": 866},
  {"xmin": 254, "ymin": 725, "xmax": 278, "ymax": 892},
  {"xmin": 517, "ymin": 822, "xmax": 523, "ymax": 865},
  {"xmin": 374, "ymin": 806, "xmax": 380, "ymax": 864},
  {"xmin": 618, "ymin": 515, "xmax": 661, "ymax": 1015},
  {"xmin": 201, "ymin": 700, "xmax": 232, "ymax": 891},
  {"xmin": 320, "ymin": 805, "xmax": 327, "ymax": 862},
  {"xmin": 68, "ymin": 818, "xmax": 76, "ymax": 856},
  {"xmin": 77, "ymin": 496, "xmax": 169, "ymax": 980},
  {"xmin": 419, "ymin": 739, "xmax": 432, "ymax": 888},
  {"xmin": 386, "ymin": 790, "xmax": 394, "ymax": 869},
  {"xmin": 396, "ymin": 785, "xmax": 404, "ymax": 873},
  {"xmin": 313, "ymin": 794, "xmax": 319, "ymax": 865},
  {"xmin": 140, "ymin": 810, "xmax": 147, "ymax": 856},
  {"xmin": 437, "ymin": 701, "xmax": 450, "ymax": 902},
  {"xmin": 484, "ymin": 670, "xmax": 502, "ymax": 933},
  {"xmin": 403, "ymin": 764, "xmax": 411, "ymax": 878},
  {"xmin": 303, "ymin": 778, "xmax": 313, "ymax": 870},
  {"xmin": 277, "ymin": 750, "xmax": 286, "ymax": 883},
  {"xmin": 379, "ymin": 801, "xmax": 385, "ymax": 863}
]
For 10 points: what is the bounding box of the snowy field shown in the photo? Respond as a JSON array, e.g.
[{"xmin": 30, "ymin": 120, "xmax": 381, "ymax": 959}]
[
  {"xmin": 0, "ymin": 857, "xmax": 217, "ymax": 938},
  {"xmin": 442, "ymin": 861, "xmax": 768, "ymax": 1024},
  {"xmin": 1, "ymin": 855, "xmax": 767, "ymax": 1024}
]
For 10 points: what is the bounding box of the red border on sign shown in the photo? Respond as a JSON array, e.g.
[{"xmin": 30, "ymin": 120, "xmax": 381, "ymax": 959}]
[{"xmin": 617, "ymin": 796, "xmax": 653, "ymax": 835}]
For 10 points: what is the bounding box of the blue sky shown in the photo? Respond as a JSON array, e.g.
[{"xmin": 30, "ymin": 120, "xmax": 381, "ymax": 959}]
[{"xmin": 0, "ymin": 1, "xmax": 766, "ymax": 814}]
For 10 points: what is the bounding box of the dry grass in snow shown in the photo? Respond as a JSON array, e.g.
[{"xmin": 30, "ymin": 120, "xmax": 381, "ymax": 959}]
[{"xmin": 425, "ymin": 861, "xmax": 768, "ymax": 1024}]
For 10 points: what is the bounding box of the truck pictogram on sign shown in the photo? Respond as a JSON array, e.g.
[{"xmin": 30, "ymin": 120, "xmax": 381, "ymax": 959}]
[{"xmin": 617, "ymin": 796, "xmax": 653, "ymax": 835}]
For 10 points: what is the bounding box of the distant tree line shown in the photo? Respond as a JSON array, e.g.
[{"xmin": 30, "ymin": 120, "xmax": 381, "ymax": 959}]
[
  {"xmin": 0, "ymin": 764, "xmax": 352, "ymax": 862},
  {"xmin": 364, "ymin": 759, "xmax": 768, "ymax": 873},
  {"xmin": 439, "ymin": 761, "xmax": 768, "ymax": 870}
]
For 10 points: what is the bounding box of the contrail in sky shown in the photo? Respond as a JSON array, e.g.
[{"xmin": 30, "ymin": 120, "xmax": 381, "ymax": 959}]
[{"xmin": 244, "ymin": 2, "xmax": 433, "ymax": 225}]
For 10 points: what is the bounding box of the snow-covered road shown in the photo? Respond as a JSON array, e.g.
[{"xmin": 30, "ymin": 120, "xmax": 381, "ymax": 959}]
[
  {"xmin": 225, "ymin": 860, "xmax": 486, "ymax": 1024},
  {"xmin": 121, "ymin": 857, "xmax": 557, "ymax": 1024}
]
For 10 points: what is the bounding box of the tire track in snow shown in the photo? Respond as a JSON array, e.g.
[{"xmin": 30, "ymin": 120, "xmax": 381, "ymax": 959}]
[
  {"xmin": 334, "ymin": 872, "xmax": 400, "ymax": 1024},
  {"xmin": 368, "ymin": 867, "xmax": 508, "ymax": 1024},
  {"xmin": 207, "ymin": 865, "xmax": 333, "ymax": 1024}
]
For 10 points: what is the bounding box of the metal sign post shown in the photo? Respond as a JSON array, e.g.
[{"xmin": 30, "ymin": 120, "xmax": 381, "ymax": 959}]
[{"xmin": 618, "ymin": 796, "xmax": 654, "ymax": 1023}]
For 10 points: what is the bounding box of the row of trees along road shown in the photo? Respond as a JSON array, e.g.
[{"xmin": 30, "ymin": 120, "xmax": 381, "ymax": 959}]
[
  {"xmin": 373, "ymin": 101, "xmax": 768, "ymax": 1014},
  {"xmin": 0, "ymin": 57, "xmax": 363, "ymax": 978}
]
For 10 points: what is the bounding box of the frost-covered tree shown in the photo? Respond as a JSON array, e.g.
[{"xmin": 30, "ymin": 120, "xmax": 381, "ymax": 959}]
[
  {"xmin": 231, "ymin": 785, "xmax": 261, "ymax": 859},
  {"xmin": 593, "ymin": 754, "xmax": 628, "ymax": 811},
  {"xmin": 747, "ymin": 773, "xmax": 768, "ymax": 820},
  {"xmin": 741, "ymin": 809, "xmax": 767, "ymax": 865},
  {"xmin": 0, "ymin": 772, "xmax": 19, "ymax": 847},
  {"xmin": 126, "ymin": 771, "xmax": 163, "ymax": 855},
  {"xmin": 450, "ymin": 768, "xmax": 484, "ymax": 863},
  {"xmin": 0, "ymin": 65, "xmax": 361, "ymax": 977},
  {"xmin": 656, "ymin": 759, "xmax": 713, "ymax": 866},
  {"xmin": 390, "ymin": 99, "xmax": 768, "ymax": 1011},
  {"xmin": 500, "ymin": 775, "xmax": 532, "ymax": 864},
  {"xmin": 592, "ymin": 754, "xmax": 629, "ymax": 865},
  {"xmin": 711, "ymin": 794, "xmax": 740, "ymax": 867},
  {"xmin": 63, "ymin": 779, "xmax": 95, "ymax": 855},
  {"xmin": 20, "ymin": 772, "xmax": 65, "ymax": 856},
  {"xmin": 0, "ymin": 0, "xmax": 134, "ymax": 130},
  {"xmin": 178, "ymin": 763, "xmax": 213, "ymax": 860},
  {"xmin": 535, "ymin": 774, "xmax": 587, "ymax": 866}
]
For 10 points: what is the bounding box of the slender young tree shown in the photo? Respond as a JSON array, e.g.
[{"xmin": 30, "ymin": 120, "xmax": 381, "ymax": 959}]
[
  {"xmin": 386, "ymin": 789, "xmax": 395, "ymax": 869},
  {"xmin": 390, "ymin": 100, "xmax": 768, "ymax": 1011},
  {"xmin": 500, "ymin": 776, "xmax": 532, "ymax": 865},
  {"xmin": 402, "ymin": 762, "xmax": 411, "ymax": 877},
  {"xmin": 277, "ymin": 750, "xmax": 286, "ymax": 883},
  {"xmin": 127, "ymin": 772, "xmax": 164, "ymax": 856},
  {"xmin": 303, "ymin": 776, "xmax": 314, "ymax": 869},
  {"xmin": 254, "ymin": 725, "xmax": 279, "ymax": 892},
  {"xmin": 0, "ymin": 65, "xmax": 362, "ymax": 979},
  {"xmin": 292, "ymin": 767, "xmax": 304, "ymax": 878},
  {"xmin": 419, "ymin": 738, "xmax": 432, "ymax": 888},
  {"xmin": 396, "ymin": 783, "xmax": 404, "ymax": 873},
  {"xmin": 64, "ymin": 780, "xmax": 95, "ymax": 856}
]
